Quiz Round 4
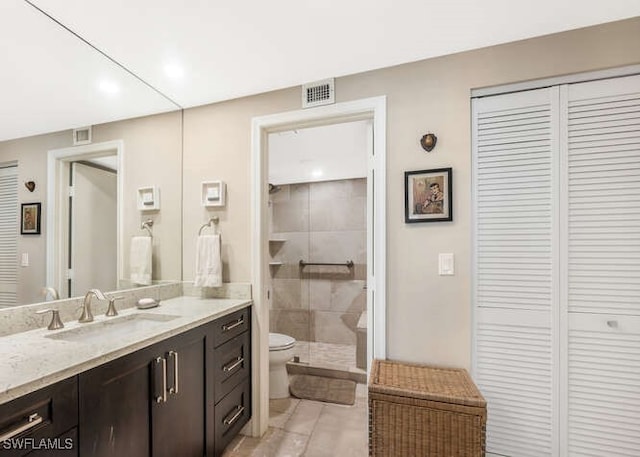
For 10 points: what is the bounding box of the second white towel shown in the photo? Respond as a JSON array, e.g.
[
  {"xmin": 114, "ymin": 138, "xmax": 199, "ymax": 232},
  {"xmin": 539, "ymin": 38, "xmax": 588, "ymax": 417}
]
[
  {"xmin": 130, "ymin": 236, "xmax": 152, "ymax": 286},
  {"xmin": 194, "ymin": 234, "xmax": 222, "ymax": 287}
]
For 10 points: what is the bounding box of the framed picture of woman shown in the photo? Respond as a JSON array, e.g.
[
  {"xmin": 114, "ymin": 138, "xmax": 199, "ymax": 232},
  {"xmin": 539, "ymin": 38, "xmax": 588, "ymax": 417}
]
[{"xmin": 404, "ymin": 168, "xmax": 452, "ymax": 223}]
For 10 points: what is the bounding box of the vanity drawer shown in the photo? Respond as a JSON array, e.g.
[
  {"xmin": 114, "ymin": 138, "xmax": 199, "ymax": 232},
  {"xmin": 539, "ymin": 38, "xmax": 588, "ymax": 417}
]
[
  {"xmin": 213, "ymin": 307, "xmax": 250, "ymax": 348},
  {"xmin": 213, "ymin": 380, "xmax": 251, "ymax": 457},
  {"xmin": 0, "ymin": 377, "xmax": 78, "ymax": 457},
  {"xmin": 213, "ymin": 331, "xmax": 251, "ymax": 404}
]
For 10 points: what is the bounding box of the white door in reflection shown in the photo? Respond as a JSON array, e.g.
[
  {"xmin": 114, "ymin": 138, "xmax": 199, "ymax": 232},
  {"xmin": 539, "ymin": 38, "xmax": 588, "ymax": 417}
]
[{"xmin": 69, "ymin": 161, "xmax": 117, "ymax": 296}]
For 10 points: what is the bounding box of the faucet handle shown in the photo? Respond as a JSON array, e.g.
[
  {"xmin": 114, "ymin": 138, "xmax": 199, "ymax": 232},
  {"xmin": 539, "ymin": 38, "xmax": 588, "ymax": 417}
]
[
  {"xmin": 36, "ymin": 309, "xmax": 64, "ymax": 330},
  {"xmin": 105, "ymin": 296, "xmax": 124, "ymax": 317}
]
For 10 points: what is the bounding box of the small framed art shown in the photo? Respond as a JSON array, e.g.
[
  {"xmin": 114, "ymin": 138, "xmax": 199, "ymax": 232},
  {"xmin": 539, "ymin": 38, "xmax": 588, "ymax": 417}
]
[
  {"xmin": 21, "ymin": 202, "xmax": 41, "ymax": 235},
  {"xmin": 404, "ymin": 168, "xmax": 452, "ymax": 223}
]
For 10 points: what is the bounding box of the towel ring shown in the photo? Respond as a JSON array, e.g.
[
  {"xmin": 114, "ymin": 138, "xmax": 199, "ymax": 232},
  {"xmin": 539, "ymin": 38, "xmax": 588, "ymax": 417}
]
[
  {"xmin": 198, "ymin": 217, "xmax": 219, "ymax": 236},
  {"xmin": 141, "ymin": 219, "xmax": 153, "ymax": 237}
]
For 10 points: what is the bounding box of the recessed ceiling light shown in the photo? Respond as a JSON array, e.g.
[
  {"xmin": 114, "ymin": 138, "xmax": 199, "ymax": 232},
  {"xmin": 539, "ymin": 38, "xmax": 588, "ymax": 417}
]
[
  {"xmin": 164, "ymin": 64, "xmax": 185, "ymax": 80},
  {"xmin": 99, "ymin": 80, "xmax": 120, "ymax": 95},
  {"xmin": 311, "ymin": 169, "xmax": 323, "ymax": 178}
]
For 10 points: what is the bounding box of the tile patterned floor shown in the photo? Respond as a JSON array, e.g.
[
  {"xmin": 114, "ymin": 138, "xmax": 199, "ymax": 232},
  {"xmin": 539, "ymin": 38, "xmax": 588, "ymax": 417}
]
[
  {"xmin": 222, "ymin": 383, "xmax": 369, "ymax": 457},
  {"xmin": 294, "ymin": 341, "xmax": 366, "ymax": 376}
]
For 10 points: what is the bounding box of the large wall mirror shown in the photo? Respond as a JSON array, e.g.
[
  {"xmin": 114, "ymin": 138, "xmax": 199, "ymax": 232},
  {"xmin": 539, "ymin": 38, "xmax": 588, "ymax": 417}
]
[{"xmin": 0, "ymin": 111, "xmax": 183, "ymax": 307}]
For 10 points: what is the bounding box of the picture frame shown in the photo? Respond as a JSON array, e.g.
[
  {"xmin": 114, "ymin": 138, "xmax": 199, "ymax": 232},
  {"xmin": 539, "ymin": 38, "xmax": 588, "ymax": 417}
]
[
  {"xmin": 404, "ymin": 168, "xmax": 453, "ymax": 223},
  {"xmin": 21, "ymin": 202, "xmax": 41, "ymax": 235}
]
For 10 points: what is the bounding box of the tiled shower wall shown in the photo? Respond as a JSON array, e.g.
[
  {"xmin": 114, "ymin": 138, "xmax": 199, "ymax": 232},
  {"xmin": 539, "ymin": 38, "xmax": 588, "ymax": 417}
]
[{"xmin": 269, "ymin": 178, "xmax": 367, "ymax": 344}]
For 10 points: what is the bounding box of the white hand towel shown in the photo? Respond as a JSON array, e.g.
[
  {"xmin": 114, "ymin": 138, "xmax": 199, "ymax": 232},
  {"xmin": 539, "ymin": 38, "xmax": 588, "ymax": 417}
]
[
  {"xmin": 194, "ymin": 234, "xmax": 222, "ymax": 287},
  {"xmin": 130, "ymin": 236, "xmax": 152, "ymax": 285}
]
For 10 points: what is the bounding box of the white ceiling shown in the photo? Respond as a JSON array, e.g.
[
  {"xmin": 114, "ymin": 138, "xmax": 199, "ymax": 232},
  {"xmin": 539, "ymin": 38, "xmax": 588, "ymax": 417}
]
[
  {"xmin": 2, "ymin": 0, "xmax": 640, "ymax": 142},
  {"xmin": 269, "ymin": 120, "xmax": 369, "ymax": 185}
]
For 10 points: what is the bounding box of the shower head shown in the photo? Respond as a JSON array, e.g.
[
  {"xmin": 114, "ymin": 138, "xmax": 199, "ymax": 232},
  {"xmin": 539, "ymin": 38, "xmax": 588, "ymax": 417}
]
[{"xmin": 268, "ymin": 183, "xmax": 281, "ymax": 194}]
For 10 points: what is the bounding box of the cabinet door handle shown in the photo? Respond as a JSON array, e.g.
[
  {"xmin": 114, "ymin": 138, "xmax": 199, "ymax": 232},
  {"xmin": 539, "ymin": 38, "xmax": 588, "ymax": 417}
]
[
  {"xmin": 223, "ymin": 356, "xmax": 244, "ymax": 373},
  {"xmin": 154, "ymin": 357, "xmax": 167, "ymax": 403},
  {"xmin": 222, "ymin": 316, "xmax": 244, "ymax": 332},
  {"xmin": 0, "ymin": 413, "xmax": 43, "ymax": 443},
  {"xmin": 223, "ymin": 405, "xmax": 245, "ymax": 426},
  {"xmin": 168, "ymin": 351, "xmax": 179, "ymax": 395}
]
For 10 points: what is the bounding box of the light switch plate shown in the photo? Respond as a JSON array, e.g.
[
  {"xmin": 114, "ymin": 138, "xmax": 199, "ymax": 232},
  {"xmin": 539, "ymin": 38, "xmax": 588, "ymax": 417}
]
[
  {"xmin": 439, "ymin": 253, "xmax": 454, "ymax": 275},
  {"xmin": 21, "ymin": 253, "xmax": 29, "ymax": 267}
]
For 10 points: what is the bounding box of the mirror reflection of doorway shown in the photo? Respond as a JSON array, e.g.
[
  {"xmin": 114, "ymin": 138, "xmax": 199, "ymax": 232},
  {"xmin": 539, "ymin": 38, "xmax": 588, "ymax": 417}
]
[
  {"xmin": 67, "ymin": 159, "xmax": 117, "ymax": 297},
  {"xmin": 47, "ymin": 140, "xmax": 123, "ymax": 299}
]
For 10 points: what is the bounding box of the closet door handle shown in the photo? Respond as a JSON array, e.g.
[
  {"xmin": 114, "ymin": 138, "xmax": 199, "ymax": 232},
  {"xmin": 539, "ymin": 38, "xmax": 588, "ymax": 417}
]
[
  {"xmin": 223, "ymin": 405, "xmax": 245, "ymax": 426},
  {"xmin": 168, "ymin": 351, "xmax": 179, "ymax": 395},
  {"xmin": 607, "ymin": 320, "xmax": 618, "ymax": 328},
  {"xmin": 0, "ymin": 413, "xmax": 43, "ymax": 443},
  {"xmin": 223, "ymin": 356, "xmax": 244, "ymax": 373},
  {"xmin": 222, "ymin": 316, "xmax": 244, "ymax": 332}
]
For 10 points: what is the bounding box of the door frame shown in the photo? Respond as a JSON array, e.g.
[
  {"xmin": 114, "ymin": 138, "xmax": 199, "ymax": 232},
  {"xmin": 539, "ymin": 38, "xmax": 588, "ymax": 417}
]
[
  {"xmin": 250, "ymin": 96, "xmax": 387, "ymax": 436},
  {"xmin": 46, "ymin": 140, "xmax": 124, "ymax": 296}
]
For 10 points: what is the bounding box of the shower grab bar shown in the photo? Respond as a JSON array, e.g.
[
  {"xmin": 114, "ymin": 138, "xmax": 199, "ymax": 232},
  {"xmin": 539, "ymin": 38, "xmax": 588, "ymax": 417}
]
[
  {"xmin": 198, "ymin": 216, "xmax": 220, "ymax": 236},
  {"xmin": 299, "ymin": 260, "xmax": 354, "ymax": 269}
]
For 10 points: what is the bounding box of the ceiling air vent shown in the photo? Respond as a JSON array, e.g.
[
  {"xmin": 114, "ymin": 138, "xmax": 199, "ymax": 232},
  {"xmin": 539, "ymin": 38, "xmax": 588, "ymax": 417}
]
[
  {"xmin": 73, "ymin": 126, "xmax": 92, "ymax": 146},
  {"xmin": 302, "ymin": 78, "xmax": 335, "ymax": 109}
]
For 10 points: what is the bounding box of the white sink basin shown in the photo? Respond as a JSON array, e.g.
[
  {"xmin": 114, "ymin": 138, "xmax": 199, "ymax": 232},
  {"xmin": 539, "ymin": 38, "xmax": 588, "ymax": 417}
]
[{"xmin": 45, "ymin": 313, "xmax": 179, "ymax": 344}]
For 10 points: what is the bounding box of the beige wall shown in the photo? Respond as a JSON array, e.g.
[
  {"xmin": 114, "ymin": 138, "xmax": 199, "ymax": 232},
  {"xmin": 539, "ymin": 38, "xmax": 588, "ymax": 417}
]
[
  {"xmin": 181, "ymin": 17, "xmax": 640, "ymax": 369},
  {"xmin": 0, "ymin": 110, "xmax": 182, "ymax": 304},
  {"xmin": 182, "ymin": 93, "xmax": 299, "ymax": 282},
  {"xmin": 92, "ymin": 111, "xmax": 183, "ymax": 282}
]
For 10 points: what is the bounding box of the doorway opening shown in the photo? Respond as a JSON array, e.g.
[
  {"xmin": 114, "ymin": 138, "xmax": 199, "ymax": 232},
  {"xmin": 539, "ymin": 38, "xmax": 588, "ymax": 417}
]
[
  {"xmin": 250, "ymin": 96, "xmax": 387, "ymax": 436},
  {"xmin": 267, "ymin": 120, "xmax": 369, "ymax": 379}
]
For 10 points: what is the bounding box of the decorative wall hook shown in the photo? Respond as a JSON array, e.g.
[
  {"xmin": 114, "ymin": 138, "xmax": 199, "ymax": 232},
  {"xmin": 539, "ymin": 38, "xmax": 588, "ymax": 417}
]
[
  {"xmin": 25, "ymin": 181, "xmax": 36, "ymax": 192},
  {"xmin": 420, "ymin": 133, "xmax": 438, "ymax": 152}
]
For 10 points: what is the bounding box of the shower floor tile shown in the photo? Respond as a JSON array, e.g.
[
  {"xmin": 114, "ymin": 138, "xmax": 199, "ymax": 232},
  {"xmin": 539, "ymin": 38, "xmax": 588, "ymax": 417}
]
[{"xmin": 293, "ymin": 341, "xmax": 365, "ymax": 376}]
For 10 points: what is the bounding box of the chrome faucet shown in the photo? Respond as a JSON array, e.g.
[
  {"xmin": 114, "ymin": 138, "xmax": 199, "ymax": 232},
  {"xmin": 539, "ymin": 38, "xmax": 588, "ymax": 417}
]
[{"xmin": 79, "ymin": 289, "xmax": 107, "ymax": 323}]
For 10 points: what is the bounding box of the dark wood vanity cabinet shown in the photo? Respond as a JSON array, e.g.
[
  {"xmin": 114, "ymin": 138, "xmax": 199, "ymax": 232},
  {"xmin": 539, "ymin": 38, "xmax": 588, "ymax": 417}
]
[
  {"xmin": 152, "ymin": 330, "xmax": 206, "ymax": 457},
  {"xmin": 78, "ymin": 324, "xmax": 207, "ymax": 457},
  {"xmin": 209, "ymin": 307, "xmax": 251, "ymax": 457},
  {"xmin": 0, "ymin": 377, "xmax": 78, "ymax": 457},
  {"xmin": 1, "ymin": 305, "xmax": 252, "ymax": 457},
  {"xmin": 77, "ymin": 306, "xmax": 251, "ymax": 457}
]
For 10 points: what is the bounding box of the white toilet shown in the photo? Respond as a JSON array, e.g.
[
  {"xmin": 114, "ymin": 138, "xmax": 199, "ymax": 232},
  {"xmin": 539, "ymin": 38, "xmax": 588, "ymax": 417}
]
[{"xmin": 269, "ymin": 332, "xmax": 296, "ymax": 399}]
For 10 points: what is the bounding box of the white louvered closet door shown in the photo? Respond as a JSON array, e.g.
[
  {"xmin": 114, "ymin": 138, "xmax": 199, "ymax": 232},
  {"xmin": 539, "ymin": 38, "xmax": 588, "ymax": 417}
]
[
  {"xmin": 564, "ymin": 74, "xmax": 640, "ymax": 456},
  {"xmin": 0, "ymin": 166, "xmax": 18, "ymax": 307},
  {"xmin": 472, "ymin": 87, "xmax": 559, "ymax": 457}
]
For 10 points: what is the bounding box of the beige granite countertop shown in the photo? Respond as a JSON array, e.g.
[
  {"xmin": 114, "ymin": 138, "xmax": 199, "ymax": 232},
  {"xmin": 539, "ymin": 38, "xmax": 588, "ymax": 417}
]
[{"xmin": 0, "ymin": 295, "xmax": 251, "ymax": 406}]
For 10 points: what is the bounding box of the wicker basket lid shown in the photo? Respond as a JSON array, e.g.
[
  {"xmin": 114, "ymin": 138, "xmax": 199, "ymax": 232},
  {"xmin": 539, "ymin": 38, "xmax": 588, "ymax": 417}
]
[{"xmin": 369, "ymin": 359, "xmax": 486, "ymax": 408}]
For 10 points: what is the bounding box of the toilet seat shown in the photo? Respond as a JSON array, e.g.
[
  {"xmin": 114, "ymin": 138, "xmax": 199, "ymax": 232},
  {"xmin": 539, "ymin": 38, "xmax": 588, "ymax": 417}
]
[{"xmin": 269, "ymin": 332, "xmax": 295, "ymax": 351}]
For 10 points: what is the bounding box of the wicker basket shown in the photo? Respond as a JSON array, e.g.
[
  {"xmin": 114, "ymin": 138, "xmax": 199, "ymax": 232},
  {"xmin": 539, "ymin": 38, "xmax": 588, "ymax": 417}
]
[{"xmin": 368, "ymin": 359, "xmax": 486, "ymax": 457}]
